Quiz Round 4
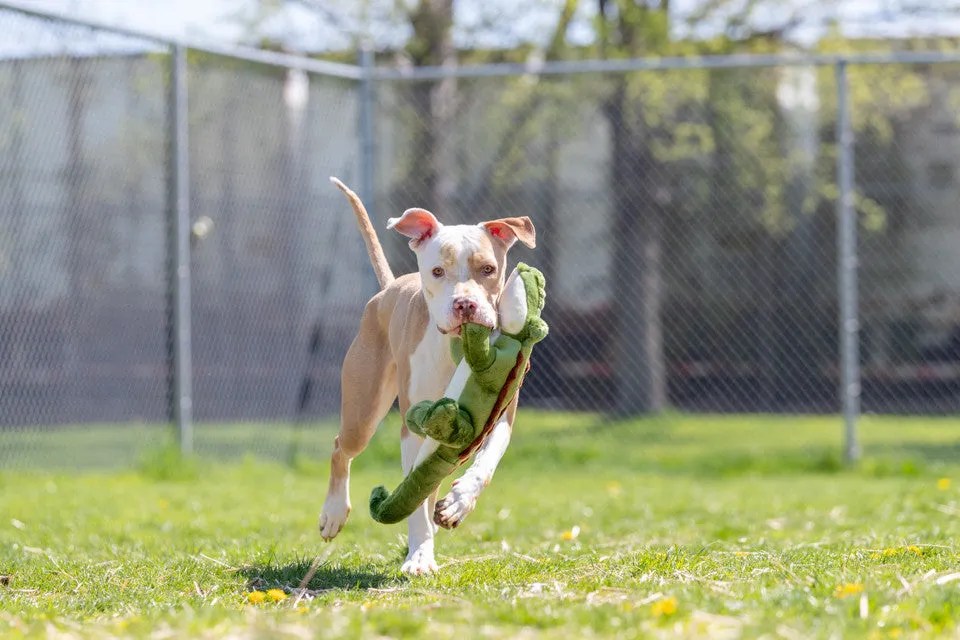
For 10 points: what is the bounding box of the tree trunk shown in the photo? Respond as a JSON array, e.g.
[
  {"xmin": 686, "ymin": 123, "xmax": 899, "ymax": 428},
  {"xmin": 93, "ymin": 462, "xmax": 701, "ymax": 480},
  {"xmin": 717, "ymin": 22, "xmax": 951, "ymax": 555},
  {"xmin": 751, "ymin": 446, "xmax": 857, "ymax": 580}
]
[
  {"xmin": 605, "ymin": 82, "xmax": 668, "ymax": 416},
  {"xmin": 389, "ymin": 0, "xmax": 456, "ymax": 274}
]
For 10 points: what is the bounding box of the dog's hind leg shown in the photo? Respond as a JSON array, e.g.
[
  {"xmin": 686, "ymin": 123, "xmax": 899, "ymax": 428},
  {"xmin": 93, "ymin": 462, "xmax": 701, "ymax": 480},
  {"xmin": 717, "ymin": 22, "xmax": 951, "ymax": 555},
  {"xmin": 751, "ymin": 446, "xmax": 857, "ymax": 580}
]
[{"xmin": 320, "ymin": 302, "xmax": 397, "ymax": 541}]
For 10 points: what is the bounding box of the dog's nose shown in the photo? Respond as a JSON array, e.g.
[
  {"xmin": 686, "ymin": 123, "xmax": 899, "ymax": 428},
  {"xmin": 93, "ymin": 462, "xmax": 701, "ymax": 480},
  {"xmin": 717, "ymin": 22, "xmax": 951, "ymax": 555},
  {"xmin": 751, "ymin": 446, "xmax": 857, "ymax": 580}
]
[{"xmin": 453, "ymin": 297, "xmax": 478, "ymax": 316}]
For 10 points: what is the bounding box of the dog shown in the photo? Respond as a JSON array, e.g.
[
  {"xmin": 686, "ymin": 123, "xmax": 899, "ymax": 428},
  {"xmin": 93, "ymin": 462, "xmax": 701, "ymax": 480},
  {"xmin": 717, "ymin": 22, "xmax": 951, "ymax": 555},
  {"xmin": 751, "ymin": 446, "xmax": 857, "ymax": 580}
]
[{"xmin": 319, "ymin": 178, "xmax": 536, "ymax": 575}]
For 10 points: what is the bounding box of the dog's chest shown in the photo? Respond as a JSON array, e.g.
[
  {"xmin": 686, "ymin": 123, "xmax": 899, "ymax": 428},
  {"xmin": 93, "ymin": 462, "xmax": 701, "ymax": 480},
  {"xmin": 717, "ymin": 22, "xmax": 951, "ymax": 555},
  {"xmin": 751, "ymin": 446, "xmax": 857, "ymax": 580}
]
[{"xmin": 407, "ymin": 329, "xmax": 458, "ymax": 403}]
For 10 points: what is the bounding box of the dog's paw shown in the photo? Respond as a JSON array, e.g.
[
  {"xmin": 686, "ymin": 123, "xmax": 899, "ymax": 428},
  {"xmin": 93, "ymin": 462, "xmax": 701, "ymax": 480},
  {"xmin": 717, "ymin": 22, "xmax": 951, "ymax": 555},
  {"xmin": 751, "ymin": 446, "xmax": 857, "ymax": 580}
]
[
  {"xmin": 401, "ymin": 546, "xmax": 438, "ymax": 576},
  {"xmin": 434, "ymin": 477, "xmax": 481, "ymax": 530},
  {"xmin": 319, "ymin": 495, "xmax": 351, "ymax": 541}
]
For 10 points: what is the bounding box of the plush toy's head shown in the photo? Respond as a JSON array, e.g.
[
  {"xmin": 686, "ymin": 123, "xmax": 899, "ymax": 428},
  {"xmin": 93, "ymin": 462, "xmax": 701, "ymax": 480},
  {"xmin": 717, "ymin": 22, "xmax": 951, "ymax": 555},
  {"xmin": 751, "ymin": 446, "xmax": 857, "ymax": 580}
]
[{"xmin": 498, "ymin": 263, "xmax": 546, "ymax": 341}]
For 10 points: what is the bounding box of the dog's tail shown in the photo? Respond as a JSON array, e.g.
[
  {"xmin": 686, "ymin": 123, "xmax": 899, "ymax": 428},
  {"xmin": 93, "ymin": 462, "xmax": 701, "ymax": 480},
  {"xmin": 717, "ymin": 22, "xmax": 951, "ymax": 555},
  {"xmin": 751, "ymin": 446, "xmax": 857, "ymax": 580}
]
[{"xmin": 330, "ymin": 177, "xmax": 394, "ymax": 290}]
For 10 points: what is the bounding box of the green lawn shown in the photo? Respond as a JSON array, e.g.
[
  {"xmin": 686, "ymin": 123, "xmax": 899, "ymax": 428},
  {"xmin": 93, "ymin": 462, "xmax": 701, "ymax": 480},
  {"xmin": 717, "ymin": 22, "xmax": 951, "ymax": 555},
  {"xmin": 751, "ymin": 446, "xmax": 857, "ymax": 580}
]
[{"xmin": 3, "ymin": 411, "xmax": 960, "ymax": 638}]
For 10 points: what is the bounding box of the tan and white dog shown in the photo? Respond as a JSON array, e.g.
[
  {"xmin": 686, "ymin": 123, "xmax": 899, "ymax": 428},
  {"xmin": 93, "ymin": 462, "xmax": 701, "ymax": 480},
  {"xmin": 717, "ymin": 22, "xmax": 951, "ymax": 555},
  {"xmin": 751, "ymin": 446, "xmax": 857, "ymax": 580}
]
[{"xmin": 319, "ymin": 178, "xmax": 536, "ymax": 575}]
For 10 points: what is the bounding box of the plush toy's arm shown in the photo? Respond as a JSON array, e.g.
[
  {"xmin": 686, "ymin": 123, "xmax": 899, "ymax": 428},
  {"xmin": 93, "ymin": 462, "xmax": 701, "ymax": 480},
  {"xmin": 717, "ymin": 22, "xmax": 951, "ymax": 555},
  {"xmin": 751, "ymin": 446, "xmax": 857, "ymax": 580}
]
[
  {"xmin": 461, "ymin": 323, "xmax": 496, "ymax": 371},
  {"xmin": 404, "ymin": 398, "xmax": 476, "ymax": 448},
  {"xmin": 404, "ymin": 400, "xmax": 431, "ymax": 438}
]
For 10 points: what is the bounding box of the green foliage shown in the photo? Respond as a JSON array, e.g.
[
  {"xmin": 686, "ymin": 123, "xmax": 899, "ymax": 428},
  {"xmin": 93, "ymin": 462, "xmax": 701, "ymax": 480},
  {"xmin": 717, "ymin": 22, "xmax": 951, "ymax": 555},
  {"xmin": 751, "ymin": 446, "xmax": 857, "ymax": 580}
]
[{"xmin": 578, "ymin": 5, "xmax": 945, "ymax": 241}]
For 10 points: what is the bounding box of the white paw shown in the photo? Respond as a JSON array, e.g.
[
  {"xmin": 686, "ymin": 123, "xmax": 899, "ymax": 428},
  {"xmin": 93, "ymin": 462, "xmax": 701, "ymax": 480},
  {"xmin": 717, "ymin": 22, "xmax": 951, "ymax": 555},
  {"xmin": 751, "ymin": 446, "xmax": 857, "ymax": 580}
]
[
  {"xmin": 319, "ymin": 494, "xmax": 351, "ymax": 541},
  {"xmin": 401, "ymin": 545, "xmax": 438, "ymax": 576},
  {"xmin": 434, "ymin": 477, "xmax": 481, "ymax": 530}
]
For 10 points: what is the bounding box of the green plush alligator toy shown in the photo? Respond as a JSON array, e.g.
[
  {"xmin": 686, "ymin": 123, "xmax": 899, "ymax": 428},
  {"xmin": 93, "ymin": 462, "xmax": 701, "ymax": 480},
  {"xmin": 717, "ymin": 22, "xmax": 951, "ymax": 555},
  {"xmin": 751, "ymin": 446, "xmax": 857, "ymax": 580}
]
[{"xmin": 369, "ymin": 263, "xmax": 549, "ymax": 525}]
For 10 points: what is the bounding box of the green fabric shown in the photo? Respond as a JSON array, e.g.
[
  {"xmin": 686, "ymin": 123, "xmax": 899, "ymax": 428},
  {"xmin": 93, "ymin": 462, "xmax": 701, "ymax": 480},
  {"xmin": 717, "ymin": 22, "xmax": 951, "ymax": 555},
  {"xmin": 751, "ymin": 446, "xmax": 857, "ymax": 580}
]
[{"xmin": 369, "ymin": 263, "xmax": 549, "ymax": 524}]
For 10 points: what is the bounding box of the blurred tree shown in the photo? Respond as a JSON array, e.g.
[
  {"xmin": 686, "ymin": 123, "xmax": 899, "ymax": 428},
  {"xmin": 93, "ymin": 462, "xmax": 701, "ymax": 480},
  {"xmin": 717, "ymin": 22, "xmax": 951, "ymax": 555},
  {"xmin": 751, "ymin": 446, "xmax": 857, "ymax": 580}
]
[
  {"xmin": 591, "ymin": 1, "xmax": 948, "ymax": 415},
  {"xmin": 238, "ymin": 0, "xmax": 958, "ymax": 413}
]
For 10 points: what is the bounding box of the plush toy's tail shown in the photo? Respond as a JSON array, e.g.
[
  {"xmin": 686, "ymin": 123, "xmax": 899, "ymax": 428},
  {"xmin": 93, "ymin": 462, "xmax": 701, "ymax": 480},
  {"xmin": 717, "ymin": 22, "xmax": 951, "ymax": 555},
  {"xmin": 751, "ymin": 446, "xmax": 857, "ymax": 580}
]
[{"xmin": 369, "ymin": 456, "xmax": 458, "ymax": 524}]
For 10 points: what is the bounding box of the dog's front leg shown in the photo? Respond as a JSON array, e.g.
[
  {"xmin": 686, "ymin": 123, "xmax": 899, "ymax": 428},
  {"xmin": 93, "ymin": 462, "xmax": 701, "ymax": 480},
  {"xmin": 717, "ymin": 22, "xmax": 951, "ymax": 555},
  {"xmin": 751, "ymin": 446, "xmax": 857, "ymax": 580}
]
[
  {"xmin": 434, "ymin": 398, "xmax": 516, "ymax": 530},
  {"xmin": 399, "ymin": 428, "xmax": 440, "ymax": 575}
]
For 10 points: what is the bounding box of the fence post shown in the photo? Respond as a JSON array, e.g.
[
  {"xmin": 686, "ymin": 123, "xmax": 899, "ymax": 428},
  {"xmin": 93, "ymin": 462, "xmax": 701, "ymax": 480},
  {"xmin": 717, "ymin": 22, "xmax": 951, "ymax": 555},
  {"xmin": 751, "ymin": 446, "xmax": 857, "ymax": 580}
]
[
  {"xmin": 835, "ymin": 60, "xmax": 860, "ymax": 463},
  {"xmin": 169, "ymin": 44, "xmax": 194, "ymax": 455},
  {"xmin": 358, "ymin": 43, "xmax": 377, "ymax": 265}
]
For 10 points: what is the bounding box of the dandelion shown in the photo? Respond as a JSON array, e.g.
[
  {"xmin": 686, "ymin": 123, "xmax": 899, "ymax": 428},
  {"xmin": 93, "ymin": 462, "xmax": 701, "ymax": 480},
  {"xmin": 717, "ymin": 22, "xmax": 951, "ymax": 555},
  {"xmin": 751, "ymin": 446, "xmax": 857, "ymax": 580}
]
[
  {"xmin": 562, "ymin": 526, "xmax": 581, "ymax": 541},
  {"xmin": 297, "ymin": 606, "xmax": 309, "ymax": 614},
  {"xmin": 266, "ymin": 589, "xmax": 287, "ymax": 602},
  {"xmin": 938, "ymin": 478, "xmax": 951, "ymax": 491},
  {"xmin": 651, "ymin": 596, "xmax": 677, "ymax": 617},
  {"xmin": 361, "ymin": 601, "xmax": 373, "ymax": 612},
  {"xmin": 833, "ymin": 583, "xmax": 863, "ymax": 598},
  {"xmin": 735, "ymin": 551, "xmax": 749, "ymax": 557},
  {"xmin": 872, "ymin": 546, "xmax": 924, "ymax": 560},
  {"xmin": 247, "ymin": 591, "xmax": 266, "ymax": 604}
]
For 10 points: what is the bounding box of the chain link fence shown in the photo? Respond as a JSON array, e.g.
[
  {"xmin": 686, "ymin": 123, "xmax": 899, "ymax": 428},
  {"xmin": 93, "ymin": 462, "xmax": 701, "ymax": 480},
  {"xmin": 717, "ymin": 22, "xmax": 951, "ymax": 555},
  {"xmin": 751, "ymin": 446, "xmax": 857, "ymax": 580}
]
[
  {"xmin": 0, "ymin": 6, "xmax": 369, "ymax": 467},
  {"xmin": 4, "ymin": 4, "xmax": 960, "ymax": 468},
  {"xmin": 0, "ymin": 9, "xmax": 172, "ymax": 466}
]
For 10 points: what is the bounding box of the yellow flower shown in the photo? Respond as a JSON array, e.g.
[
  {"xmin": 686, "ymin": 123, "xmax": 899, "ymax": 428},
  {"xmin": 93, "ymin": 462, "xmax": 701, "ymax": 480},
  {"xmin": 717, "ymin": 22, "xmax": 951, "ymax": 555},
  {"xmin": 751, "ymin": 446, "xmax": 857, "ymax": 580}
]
[
  {"xmin": 297, "ymin": 606, "xmax": 309, "ymax": 614},
  {"xmin": 247, "ymin": 591, "xmax": 266, "ymax": 604},
  {"xmin": 873, "ymin": 546, "xmax": 924, "ymax": 560},
  {"xmin": 361, "ymin": 601, "xmax": 373, "ymax": 612},
  {"xmin": 266, "ymin": 589, "xmax": 287, "ymax": 602},
  {"xmin": 606, "ymin": 481, "xmax": 622, "ymax": 496},
  {"xmin": 833, "ymin": 583, "xmax": 863, "ymax": 598},
  {"xmin": 735, "ymin": 551, "xmax": 748, "ymax": 557},
  {"xmin": 562, "ymin": 526, "xmax": 581, "ymax": 541},
  {"xmin": 938, "ymin": 478, "xmax": 951, "ymax": 490},
  {"xmin": 651, "ymin": 596, "xmax": 677, "ymax": 617}
]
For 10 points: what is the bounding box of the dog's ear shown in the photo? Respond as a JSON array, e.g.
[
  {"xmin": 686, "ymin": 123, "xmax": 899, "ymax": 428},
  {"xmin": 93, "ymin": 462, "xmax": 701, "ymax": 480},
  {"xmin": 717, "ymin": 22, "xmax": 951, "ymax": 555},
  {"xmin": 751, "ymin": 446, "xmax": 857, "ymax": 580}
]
[
  {"xmin": 481, "ymin": 217, "xmax": 536, "ymax": 249},
  {"xmin": 387, "ymin": 208, "xmax": 441, "ymax": 249}
]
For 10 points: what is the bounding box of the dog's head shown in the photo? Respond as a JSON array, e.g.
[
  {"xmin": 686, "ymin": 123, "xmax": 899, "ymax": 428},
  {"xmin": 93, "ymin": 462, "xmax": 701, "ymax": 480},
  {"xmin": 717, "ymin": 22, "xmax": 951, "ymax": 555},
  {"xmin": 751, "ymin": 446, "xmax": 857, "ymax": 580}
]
[{"xmin": 387, "ymin": 209, "xmax": 536, "ymax": 335}]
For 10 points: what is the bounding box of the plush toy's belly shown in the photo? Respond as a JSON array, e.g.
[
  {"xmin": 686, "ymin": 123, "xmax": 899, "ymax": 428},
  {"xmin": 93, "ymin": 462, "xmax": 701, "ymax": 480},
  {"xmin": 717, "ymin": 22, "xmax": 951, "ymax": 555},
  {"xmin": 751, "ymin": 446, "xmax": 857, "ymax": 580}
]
[{"xmin": 445, "ymin": 358, "xmax": 472, "ymax": 399}]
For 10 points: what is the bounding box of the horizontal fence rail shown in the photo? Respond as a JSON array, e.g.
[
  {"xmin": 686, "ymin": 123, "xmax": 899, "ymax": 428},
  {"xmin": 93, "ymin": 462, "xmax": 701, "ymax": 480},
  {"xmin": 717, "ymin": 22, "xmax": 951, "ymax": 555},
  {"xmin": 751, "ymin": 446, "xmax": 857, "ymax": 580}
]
[
  {"xmin": 372, "ymin": 49, "xmax": 960, "ymax": 80},
  {"xmin": 0, "ymin": 1, "xmax": 362, "ymax": 78}
]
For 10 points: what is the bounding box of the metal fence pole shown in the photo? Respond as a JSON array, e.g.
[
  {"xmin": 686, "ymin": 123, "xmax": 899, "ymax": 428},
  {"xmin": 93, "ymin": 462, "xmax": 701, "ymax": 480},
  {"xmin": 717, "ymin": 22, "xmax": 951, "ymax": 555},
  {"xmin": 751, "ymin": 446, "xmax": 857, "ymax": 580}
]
[
  {"xmin": 169, "ymin": 44, "xmax": 194, "ymax": 455},
  {"xmin": 835, "ymin": 60, "xmax": 860, "ymax": 463}
]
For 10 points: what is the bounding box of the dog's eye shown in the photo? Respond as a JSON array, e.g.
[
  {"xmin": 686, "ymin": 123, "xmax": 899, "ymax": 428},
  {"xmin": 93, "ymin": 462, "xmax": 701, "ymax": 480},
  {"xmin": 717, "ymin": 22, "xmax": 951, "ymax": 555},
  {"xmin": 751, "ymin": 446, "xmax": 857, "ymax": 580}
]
[
  {"xmin": 431, "ymin": 267, "xmax": 445, "ymax": 278},
  {"xmin": 481, "ymin": 265, "xmax": 496, "ymax": 276}
]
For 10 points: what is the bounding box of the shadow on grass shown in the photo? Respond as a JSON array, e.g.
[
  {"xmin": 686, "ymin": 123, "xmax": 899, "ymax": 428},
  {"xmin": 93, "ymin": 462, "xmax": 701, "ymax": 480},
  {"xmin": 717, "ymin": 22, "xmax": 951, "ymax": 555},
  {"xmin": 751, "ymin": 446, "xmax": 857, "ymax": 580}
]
[{"xmin": 239, "ymin": 557, "xmax": 393, "ymax": 592}]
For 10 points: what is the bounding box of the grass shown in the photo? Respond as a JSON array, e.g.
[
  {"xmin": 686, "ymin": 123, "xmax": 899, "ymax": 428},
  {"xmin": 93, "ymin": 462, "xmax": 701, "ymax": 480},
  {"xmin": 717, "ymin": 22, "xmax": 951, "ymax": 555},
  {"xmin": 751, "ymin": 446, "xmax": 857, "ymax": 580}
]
[{"xmin": 3, "ymin": 411, "xmax": 960, "ymax": 638}]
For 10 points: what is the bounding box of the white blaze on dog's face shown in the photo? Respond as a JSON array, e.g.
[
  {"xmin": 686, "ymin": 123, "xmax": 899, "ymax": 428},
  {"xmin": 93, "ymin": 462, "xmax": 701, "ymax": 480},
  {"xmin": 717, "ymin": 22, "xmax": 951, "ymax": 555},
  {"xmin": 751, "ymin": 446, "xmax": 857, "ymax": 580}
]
[{"xmin": 387, "ymin": 209, "xmax": 536, "ymax": 335}]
